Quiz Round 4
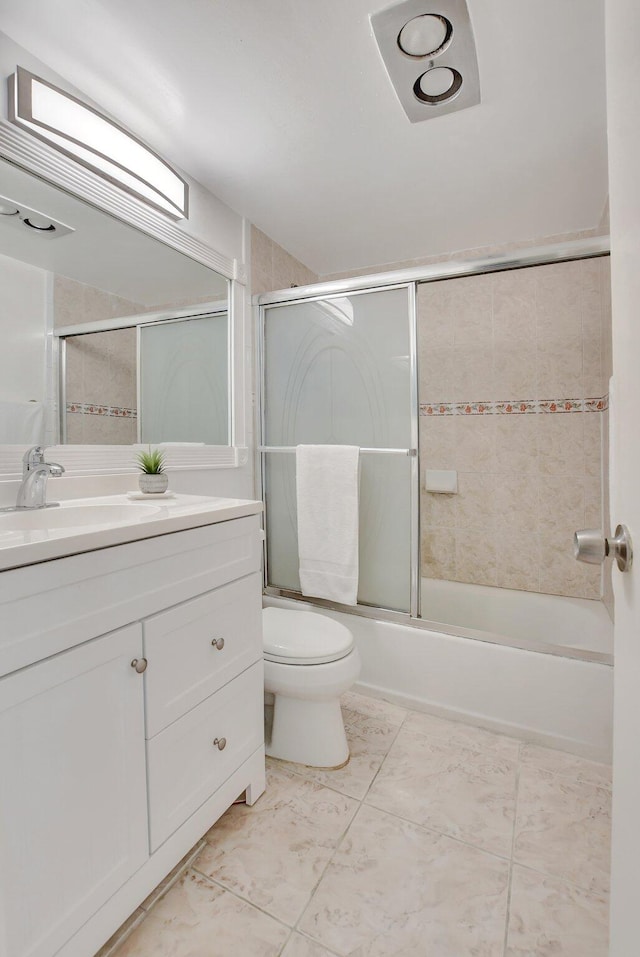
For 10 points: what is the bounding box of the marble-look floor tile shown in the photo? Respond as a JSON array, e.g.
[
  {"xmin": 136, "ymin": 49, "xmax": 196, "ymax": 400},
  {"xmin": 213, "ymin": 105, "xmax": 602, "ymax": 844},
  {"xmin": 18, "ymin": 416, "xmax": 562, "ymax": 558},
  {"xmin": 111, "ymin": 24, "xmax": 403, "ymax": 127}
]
[
  {"xmin": 299, "ymin": 804, "xmax": 509, "ymax": 957},
  {"xmin": 140, "ymin": 840, "xmax": 205, "ymax": 911},
  {"xmin": 282, "ymin": 933, "xmax": 339, "ymax": 957},
  {"xmin": 195, "ymin": 765, "xmax": 357, "ymax": 925},
  {"xmin": 403, "ymin": 709, "xmax": 521, "ymax": 762},
  {"xmin": 94, "ymin": 909, "xmax": 145, "ymax": 957},
  {"xmin": 506, "ymin": 865, "xmax": 609, "ymax": 956},
  {"xmin": 514, "ymin": 766, "xmax": 611, "ymax": 895},
  {"xmin": 365, "ymin": 727, "xmax": 517, "ymax": 856},
  {"xmin": 520, "ymin": 743, "xmax": 612, "ymax": 789},
  {"xmin": 340, "ymin": 691, "xmax": 407, "ymax": 728},
  {"xmin": 112, "ymin": 869, "xmax": 288, "ymax": 956},
  {"xmin": 275, "ymin": 708, "xmax": 400, "ymax": 800}
]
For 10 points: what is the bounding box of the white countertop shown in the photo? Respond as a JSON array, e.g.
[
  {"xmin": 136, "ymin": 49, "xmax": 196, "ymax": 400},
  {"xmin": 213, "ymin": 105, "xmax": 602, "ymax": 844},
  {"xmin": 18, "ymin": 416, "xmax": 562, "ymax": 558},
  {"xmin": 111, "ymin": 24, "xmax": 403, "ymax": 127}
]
[{"xmin": 0, "ymin": 493, "xmax": 263, "ymax": 572}]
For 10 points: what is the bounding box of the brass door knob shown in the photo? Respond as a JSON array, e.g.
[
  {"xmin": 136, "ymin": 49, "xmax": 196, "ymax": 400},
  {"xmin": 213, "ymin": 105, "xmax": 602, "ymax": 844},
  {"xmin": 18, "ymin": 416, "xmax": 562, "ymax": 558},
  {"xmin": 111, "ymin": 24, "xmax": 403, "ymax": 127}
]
[{"xmin": 213, "ymin": 737, "xmax": 227, "ymax": 751}]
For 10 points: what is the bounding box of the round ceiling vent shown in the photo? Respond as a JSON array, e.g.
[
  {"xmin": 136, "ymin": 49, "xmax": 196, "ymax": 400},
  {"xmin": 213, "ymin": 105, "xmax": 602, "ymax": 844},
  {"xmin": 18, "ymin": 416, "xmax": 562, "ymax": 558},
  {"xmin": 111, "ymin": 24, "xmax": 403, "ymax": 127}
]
[
  {"xmin": 413, "ymin": 66, "xmax": 462, "ymax": 104},
  {"xmin": 23, "ymin": 215, "xmax": 56, "ymax": 232},
  {"xmin": 397, "ymin": 14, "xmax": 452, "ymax": 58},
  {"xmin": 0, "ymin": 202, "xmax": 19, "ymax": 216}
]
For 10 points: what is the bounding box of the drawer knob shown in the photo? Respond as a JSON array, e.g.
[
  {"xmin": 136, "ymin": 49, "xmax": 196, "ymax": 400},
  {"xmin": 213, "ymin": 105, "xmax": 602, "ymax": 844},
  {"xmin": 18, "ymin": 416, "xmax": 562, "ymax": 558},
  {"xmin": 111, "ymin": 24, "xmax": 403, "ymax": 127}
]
[
  {"xmin": 211, "ymin": 637, "xmax": 225, "ymax": 651},
  {"xmin": 213, "ymin": 737, "xmax": 227, "ymax": 751},
  {"xmin": 130, "ymin": 658, "xmax": 148, "ymax": 674}
]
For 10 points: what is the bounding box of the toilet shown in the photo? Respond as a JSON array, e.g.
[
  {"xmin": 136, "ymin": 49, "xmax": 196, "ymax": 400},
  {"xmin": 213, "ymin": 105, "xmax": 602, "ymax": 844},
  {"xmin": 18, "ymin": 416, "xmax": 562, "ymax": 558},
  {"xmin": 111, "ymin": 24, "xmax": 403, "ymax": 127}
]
[{"xmin": 262, "ymin": 606, "xmax": 361, "ymax": 768}]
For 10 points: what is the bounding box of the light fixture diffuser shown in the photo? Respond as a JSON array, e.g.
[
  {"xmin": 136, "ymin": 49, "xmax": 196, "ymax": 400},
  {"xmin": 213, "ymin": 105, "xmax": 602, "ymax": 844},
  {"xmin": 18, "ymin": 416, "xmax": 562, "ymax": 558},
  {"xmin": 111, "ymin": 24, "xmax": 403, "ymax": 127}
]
[
  {"xmin": 397, "ymin": 15, "xmax": 450, "ymax": 57},
  {"xmin": 8, "ymin": 66, "xmax": 188, "ymax": 220},
  {"xmin": 371, "ymin": 0, "xmax": 480, "ymax": 122}
]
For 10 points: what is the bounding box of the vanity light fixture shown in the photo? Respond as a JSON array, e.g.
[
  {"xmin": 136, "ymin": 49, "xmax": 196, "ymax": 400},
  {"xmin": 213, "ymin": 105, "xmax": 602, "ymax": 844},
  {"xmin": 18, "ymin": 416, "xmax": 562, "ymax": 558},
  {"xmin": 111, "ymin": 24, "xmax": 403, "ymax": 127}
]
[
  {"xmin": 8, "ymin": 66, "xmax": 189, "ymax": 220},
  {"xmin": 371, "ymin": 0, "xmax": 480, "ymax": 122}
]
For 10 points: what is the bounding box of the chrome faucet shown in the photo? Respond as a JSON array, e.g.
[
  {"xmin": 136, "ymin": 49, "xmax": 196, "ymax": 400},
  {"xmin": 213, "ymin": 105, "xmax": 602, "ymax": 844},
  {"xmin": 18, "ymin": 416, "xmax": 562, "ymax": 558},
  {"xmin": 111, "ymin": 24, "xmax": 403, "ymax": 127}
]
[{"xmin": 15, "ymin": 446, "xmax": 65, "ymax": 509}]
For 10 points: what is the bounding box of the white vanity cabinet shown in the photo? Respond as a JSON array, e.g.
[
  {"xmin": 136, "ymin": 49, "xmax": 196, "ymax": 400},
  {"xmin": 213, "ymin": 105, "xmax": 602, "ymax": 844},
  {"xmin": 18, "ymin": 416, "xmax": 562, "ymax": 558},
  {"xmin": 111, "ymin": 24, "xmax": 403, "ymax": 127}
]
[
  {"xmin": 0, "ymin": 508, "xmax": 265, "ymax": 957},
  {"xmin": 0, "ymin": 624, "xmax": 148, "ymax": 957}
]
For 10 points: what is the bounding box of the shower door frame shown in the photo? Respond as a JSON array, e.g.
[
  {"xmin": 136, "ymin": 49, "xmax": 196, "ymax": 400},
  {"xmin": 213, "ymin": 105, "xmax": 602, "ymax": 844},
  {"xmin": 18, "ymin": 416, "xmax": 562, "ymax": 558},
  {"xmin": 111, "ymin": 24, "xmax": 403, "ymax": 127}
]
[
  {"xmin": 255, "ymin": 235, "xmax": 612, "ymax": 663},
  {"xmin": 257, "ymin": 281, "xmax": 421, "ymax": 619}
]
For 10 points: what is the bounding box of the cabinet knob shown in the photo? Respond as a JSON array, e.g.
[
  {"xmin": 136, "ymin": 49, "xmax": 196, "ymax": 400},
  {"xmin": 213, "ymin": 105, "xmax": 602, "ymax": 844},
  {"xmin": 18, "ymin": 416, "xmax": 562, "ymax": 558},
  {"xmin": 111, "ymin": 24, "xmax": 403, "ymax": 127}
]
[
  {"xmin": 211, "ymin": 637, "xmax": 225, "ymax": 650},
  {"xmin": 130, "ymin": 658, "xmax": 148, "ymax": 674},
  {"xmin": 213, "ymin": 737, "xmax": 227, "ymax": 751}
]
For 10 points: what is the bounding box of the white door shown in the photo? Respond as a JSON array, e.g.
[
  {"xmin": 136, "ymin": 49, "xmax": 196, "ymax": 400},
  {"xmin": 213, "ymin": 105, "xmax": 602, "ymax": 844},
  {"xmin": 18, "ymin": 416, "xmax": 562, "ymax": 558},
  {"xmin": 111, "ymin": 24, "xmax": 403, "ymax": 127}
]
[
  {"xmin": 0, "ymin": 624, "xmax": 148, "ymax": 957},
  {"xmin": 605, "ymin": 1, "xmax": 640, "ymax": 952}
]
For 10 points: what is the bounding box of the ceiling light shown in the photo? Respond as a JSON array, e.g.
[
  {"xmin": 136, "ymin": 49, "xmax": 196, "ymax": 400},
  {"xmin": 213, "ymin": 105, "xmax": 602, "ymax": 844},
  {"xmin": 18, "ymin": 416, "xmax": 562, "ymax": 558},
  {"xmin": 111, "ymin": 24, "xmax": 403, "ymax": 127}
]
[
  {"xmin": 23, "ymin": 215, "xmax": 56, "ymax": 232},
  {"xmin": 414, "ymin": 67, "xmax": 462, "ymax": 103},
  {"xmin": 397, "ymin": 15, "xmax": 451, "ymax": 57},
  {"xmin": 371, "ymin": 0, "xmax": 480, "ymax": 122},
  {"xmin": 0, "ymin": 193, "xmax": 74, "ymax": 239},
  {"xmin": 8, "ymin": 66, "xmax": 188, "ymax": 220}
]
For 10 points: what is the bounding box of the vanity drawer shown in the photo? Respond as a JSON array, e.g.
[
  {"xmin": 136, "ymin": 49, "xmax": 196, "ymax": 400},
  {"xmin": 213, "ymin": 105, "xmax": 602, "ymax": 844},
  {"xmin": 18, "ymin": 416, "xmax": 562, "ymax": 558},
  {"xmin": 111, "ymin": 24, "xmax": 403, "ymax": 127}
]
[
  {"xmin": 146, "ymin": 661, "xmax": 263, "ymax": 851},
  {"xmin": 143, "ymin": 572, "xmax": 262, "ymax": 737}
]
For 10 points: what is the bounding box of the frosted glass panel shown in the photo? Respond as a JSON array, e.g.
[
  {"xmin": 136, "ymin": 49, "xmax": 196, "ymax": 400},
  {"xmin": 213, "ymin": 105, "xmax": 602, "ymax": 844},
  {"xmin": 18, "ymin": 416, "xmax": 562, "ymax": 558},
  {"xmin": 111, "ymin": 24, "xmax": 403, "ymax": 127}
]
[
  {"xmin": 265, "ymin": 452, "xmax": 411, "ymax": 612},
  {"xmin": 264, "ymin": 289, "xmax": 410, "ymax": 448},
  {"xmin": 263, "ymin": 287, "xmax": 412, "ymax": 613},
  {"xmin": 140, "ymin": 314, "xmax": 228, "ymax": 444}
]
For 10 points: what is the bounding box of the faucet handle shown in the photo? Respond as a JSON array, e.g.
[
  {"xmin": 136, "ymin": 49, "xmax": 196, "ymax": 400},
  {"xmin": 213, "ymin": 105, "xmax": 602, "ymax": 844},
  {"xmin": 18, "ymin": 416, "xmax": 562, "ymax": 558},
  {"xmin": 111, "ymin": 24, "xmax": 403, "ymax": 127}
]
[{"xmin": 22, "ymin": 446, "xmax": 45, "ymax": 470}]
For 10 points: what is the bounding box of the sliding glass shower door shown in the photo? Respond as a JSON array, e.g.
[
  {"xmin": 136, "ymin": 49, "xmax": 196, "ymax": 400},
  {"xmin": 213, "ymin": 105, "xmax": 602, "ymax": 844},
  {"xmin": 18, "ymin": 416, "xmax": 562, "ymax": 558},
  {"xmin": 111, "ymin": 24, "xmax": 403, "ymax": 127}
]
[{"xmin": 261, "ymin": 285, "xmax": 417, "ymax": 613}]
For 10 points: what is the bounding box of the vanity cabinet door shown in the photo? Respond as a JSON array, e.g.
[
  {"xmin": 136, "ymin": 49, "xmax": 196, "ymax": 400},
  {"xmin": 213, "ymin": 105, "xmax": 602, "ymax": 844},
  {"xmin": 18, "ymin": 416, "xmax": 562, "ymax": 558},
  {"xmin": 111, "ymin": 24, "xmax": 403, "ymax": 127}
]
[{"xmin": 0, "ymin": 624, "xmax": 148, "ymax": 957}]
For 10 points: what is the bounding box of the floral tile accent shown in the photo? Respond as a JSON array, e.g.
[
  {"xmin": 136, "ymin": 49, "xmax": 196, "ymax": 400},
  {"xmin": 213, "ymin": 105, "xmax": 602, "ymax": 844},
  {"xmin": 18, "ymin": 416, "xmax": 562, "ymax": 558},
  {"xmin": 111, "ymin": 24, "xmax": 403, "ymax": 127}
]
[
  {"xmin": 420, "ymin": 402, "xmax": 456, "ymax": 415},
  {"xmin": 585, "ymin": 396, "xmax": 609, "ymax": 412},
  {"xmin": 455, "ymin": 401, "xmax": 492, "ymax": 415},
  {"xmin": 420, "ymin": 395, "xmax": 608, "ymax": 416},
  {"xmin": 539, "ymin": 399, "xmax": 584, "ymax": 413},
  {"xmin": 67, "ymin": 402, "xmax": 137, "ymax": 418},
  {"xmin": 495, "ymin": 400, "xmax": 538, "ymax": 415}
]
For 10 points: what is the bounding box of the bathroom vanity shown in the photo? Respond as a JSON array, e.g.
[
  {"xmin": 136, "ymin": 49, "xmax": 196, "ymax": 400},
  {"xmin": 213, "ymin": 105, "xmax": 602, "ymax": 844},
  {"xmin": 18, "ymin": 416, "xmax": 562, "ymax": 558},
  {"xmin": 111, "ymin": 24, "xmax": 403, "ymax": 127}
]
[{"xmin": 0, "ymin": 495, "xmax": 265, "ymax": 957}]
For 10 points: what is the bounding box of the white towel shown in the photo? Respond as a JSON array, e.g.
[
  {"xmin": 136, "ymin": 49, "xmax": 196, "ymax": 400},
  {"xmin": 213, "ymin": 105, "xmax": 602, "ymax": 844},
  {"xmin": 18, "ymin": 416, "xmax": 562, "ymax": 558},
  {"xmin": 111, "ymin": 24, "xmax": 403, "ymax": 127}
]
[{"xmin": 296, "ymin": 444, "xmax": 360, "ymax": 605}]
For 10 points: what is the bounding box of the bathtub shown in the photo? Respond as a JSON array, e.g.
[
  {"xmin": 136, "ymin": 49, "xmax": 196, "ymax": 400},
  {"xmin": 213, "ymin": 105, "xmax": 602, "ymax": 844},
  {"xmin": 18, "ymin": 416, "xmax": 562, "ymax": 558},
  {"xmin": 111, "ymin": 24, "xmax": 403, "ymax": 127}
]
[
  {"xmin": 421, "ymin": 577, "xmax": 613, "ymax": 658},
  {"xmin": 264, "ymin": 593, "xmax": 614, "ymax": 763}
]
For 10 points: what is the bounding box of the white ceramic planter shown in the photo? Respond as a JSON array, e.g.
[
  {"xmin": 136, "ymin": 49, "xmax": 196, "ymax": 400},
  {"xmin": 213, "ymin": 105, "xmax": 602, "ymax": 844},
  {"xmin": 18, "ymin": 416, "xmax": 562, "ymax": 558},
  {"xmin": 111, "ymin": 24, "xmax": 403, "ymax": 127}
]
[{"xmin": 138, "ymin": 472, "xmax": 169, "ymax": 494}]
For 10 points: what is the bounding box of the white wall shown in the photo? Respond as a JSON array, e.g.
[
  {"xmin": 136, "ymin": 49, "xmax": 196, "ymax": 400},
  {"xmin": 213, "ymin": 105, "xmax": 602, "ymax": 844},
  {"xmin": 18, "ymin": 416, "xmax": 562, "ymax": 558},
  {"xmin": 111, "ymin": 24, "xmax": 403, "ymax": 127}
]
[
  {"xmin": 605, "ymin": 0, "xmax": 640, "ymax": 952},
  {"xmin": 0, "ymin": 252, "xmax": 47, "ymax": 402}
]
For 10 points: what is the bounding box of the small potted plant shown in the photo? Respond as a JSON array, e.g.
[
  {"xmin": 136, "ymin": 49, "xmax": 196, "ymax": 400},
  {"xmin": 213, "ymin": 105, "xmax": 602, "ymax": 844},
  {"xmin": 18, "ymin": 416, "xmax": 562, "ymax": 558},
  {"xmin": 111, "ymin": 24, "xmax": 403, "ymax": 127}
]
[{"xmin": 136, "ymin": 446, "xmax": 168, "ymax": 494}]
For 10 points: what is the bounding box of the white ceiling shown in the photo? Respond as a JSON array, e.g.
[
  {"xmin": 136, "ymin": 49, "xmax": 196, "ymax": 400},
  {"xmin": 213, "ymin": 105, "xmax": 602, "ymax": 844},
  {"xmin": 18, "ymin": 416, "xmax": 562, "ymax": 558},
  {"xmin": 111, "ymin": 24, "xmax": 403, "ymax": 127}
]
[{"xmin": 0, "ymin": 0, "xmax": 609, "ymax": 276}]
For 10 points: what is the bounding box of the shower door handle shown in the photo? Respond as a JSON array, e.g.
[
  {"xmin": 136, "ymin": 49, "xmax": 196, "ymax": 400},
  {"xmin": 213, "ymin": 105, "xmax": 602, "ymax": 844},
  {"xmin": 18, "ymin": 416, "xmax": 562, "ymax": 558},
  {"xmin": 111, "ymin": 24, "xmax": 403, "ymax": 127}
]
[{"xmin": 574, "ymin": 525, "xmax": 633, "ymax": 572}]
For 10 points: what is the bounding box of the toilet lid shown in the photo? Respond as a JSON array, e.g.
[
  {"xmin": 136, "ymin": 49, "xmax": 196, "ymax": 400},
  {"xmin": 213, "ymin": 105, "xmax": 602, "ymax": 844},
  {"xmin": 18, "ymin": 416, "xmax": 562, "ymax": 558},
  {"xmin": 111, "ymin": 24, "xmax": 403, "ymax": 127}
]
[{"xmin": 262, "ymin": 607, "xmax": 355, "ymax": 665}]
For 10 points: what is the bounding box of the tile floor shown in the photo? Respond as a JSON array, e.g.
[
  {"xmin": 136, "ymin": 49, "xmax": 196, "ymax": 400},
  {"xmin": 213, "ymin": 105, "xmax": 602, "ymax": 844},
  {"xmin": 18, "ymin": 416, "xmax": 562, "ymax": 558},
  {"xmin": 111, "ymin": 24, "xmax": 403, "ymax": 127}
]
[{"xmin": 98, "ymin": 692, "xmax": 611, "ymax": 957}]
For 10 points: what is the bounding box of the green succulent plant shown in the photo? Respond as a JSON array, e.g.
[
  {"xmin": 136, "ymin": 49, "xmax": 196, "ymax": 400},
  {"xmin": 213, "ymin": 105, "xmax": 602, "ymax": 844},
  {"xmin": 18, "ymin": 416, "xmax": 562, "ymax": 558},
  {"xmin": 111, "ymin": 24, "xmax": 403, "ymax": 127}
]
[{"xmin": 136, "ymin": 446, "xmax": 166, "ymax": 474}]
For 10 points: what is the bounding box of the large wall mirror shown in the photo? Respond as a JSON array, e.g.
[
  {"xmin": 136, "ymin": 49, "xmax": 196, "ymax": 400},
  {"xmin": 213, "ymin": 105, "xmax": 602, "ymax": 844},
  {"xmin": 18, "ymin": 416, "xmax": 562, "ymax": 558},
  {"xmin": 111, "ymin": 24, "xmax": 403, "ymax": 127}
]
[{"xmin": 0, "ymin": 157, "xmax": 230, "ymax": 448}]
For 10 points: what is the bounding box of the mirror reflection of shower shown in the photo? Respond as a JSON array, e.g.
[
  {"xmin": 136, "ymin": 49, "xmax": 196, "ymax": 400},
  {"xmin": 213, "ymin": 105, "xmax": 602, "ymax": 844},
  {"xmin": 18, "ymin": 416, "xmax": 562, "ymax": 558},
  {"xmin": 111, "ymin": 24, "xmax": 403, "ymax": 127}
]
[{"xmin": 59, "ymin": 309, "xmax": 229, "ymax": 445}]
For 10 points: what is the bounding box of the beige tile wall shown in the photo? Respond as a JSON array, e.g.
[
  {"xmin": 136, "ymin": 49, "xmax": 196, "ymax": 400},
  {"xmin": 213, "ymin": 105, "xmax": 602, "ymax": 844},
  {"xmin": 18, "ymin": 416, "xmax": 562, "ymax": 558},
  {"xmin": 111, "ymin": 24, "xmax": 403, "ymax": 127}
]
[
  {"xmin": 55, "ymin": 277, "xmax": 142, "ymax": 443},
  {"xmin": 54, "ymin": 275, "xmax": 147, "ymax": 329},
  {"xmin": 419, "ymin": 257, "xmax": 612, "ymax": 601},
  {"xmin": 251, "ymin": 225, "xmax": 318, "ymax": 295},
  {"xmin": 64, "ymin": 327, "xmax": 137, "ymax": 445}
]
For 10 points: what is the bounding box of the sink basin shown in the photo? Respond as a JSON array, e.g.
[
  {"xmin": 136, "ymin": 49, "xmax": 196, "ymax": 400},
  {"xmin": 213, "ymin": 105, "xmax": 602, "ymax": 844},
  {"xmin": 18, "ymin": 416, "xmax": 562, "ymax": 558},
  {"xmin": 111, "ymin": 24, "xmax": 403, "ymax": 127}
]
[{"xmin": 0, "ymin": 503, "xmax": 163, "ymax": 532}]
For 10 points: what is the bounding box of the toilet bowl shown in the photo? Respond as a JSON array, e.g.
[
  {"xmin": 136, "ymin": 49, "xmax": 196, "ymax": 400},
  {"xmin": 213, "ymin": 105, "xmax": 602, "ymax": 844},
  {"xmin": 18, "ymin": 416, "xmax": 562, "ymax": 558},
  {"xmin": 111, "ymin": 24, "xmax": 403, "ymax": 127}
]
[{"xmin": 263, "ymin": 606, "xmax": 361, "ymax": 768}]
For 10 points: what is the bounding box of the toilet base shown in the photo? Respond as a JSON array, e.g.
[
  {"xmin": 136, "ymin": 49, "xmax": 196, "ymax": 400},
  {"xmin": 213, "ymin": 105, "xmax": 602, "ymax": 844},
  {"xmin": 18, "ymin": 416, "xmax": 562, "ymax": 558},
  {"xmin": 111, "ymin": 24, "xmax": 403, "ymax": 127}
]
[{"xmin": 267, "ymin": 695, "xmax": 350, "ymax": 768}]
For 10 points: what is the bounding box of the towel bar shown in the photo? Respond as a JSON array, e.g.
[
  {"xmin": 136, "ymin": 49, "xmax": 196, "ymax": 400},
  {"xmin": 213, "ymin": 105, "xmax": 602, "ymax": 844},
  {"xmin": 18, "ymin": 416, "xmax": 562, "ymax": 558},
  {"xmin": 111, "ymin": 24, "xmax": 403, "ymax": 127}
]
[{"xmin": 259, "ymin": 446, "xmax": 417, "ymax": 456}]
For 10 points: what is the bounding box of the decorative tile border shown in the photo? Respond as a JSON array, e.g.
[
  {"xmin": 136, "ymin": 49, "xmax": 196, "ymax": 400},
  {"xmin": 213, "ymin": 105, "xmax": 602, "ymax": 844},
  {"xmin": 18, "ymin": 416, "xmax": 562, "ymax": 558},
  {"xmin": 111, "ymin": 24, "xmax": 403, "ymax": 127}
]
[
  {"xmin": 67, "ymin": 402, "xmax": 137, "ymax": 419},
  {"xmin": 420, "ymin": 395, "xmax": 609, "ymax": 416}
]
